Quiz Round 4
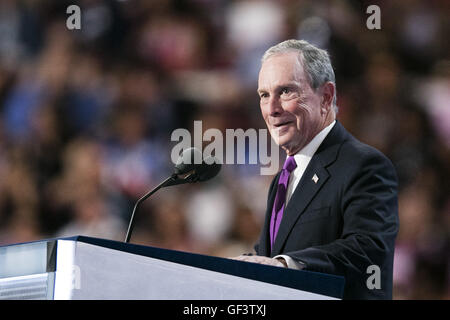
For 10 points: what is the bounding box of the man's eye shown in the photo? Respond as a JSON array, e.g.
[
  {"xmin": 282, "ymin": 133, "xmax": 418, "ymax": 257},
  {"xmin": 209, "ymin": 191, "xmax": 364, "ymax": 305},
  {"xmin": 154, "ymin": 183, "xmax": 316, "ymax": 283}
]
[
  {"xmin": 260, "ymin": 93, "xmax": 269, "ymax": 99},
  {"xmin": 281, "ymin": 88, "xmax": 290, "ymax": 95}
]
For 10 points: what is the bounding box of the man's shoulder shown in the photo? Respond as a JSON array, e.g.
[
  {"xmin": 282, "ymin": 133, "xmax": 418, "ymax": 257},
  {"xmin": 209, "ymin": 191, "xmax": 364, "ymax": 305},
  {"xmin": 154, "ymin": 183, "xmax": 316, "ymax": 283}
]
[
  {"xmin": 326, "ymin": 125, "xmax": 397, "ymax": 185},
  {"xmin": 338, "ymin": 128, "xmax": 393, "ymax": 166},
  {"xmin": 328, "ymin": 125, "xmax": 399, "ymax": 194},
  {"xmin": 319, "ymin": 121, "xmax": 391, "ymax": 166}
]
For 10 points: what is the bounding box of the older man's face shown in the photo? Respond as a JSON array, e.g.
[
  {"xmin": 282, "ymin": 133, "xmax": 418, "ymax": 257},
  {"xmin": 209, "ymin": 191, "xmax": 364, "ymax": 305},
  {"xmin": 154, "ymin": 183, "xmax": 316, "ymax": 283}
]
[{"xmin": 258, "ymin": 52, "xmax": 328, "ymax": 155}]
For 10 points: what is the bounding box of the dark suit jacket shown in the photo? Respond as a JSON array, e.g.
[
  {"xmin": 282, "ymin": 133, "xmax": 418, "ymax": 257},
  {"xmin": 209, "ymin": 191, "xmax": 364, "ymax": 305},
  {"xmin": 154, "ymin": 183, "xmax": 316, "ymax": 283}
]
[{"xmin": 255, "ymin": 120, "xmax": 399, "ymax": 299}]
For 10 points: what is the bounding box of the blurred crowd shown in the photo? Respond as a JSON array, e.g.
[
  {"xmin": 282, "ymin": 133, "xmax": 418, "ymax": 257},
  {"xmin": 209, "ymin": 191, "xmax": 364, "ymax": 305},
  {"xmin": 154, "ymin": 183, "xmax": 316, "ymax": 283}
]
[{"xmin": 0, "ymin": 0, "xmax": 448, "ymax": 299}]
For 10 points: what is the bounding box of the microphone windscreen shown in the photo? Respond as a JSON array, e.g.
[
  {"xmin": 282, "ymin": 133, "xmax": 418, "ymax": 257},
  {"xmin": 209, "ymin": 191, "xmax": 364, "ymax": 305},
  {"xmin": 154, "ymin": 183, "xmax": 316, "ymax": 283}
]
[
  {"xmin": 174, "ymin": 147, "xmax": 202, "ymax": 175},
  {"xmin": 197, "ymin": 156, "xmax": 221, "ymax": 182}
]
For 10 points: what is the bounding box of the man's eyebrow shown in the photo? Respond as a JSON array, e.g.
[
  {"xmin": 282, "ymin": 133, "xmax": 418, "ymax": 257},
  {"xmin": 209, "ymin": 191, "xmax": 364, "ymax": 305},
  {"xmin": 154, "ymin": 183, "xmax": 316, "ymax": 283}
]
[
  {"xmin": 257, "ymin": 82, "xmax": 301, "ymax": 94},
  {"xmin": 257, "ymin": 88, "xmax": 267, "ymax": 95},
  {"xmin": 278, "ymin": 81, "xmax": 301, "ymax": 89}
]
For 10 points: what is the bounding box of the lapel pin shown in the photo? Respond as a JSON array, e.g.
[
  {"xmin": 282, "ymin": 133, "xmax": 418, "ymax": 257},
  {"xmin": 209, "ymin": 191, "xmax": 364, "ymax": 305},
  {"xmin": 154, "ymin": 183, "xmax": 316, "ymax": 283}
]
[{"xmin": 312, "ymin": 174, "xmax": 319, "ymax": 184}]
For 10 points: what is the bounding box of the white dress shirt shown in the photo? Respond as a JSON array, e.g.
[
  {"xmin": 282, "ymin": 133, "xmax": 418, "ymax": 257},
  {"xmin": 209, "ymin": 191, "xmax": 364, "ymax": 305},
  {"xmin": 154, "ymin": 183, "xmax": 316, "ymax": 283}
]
[{"xmin": 274, "ymin": 120, "xmax": 336, "ymax": 269}]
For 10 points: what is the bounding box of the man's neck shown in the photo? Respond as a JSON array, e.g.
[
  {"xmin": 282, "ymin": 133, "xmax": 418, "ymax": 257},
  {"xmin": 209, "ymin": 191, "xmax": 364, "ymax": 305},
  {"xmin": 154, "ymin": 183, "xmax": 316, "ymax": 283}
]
[
  {"xmin": 286, "ymin": 119, "xmax": 336, "ymax": 157},
  {"xmin": 285, "ymin": 115, "xmax": 336, "ymax": 156}
]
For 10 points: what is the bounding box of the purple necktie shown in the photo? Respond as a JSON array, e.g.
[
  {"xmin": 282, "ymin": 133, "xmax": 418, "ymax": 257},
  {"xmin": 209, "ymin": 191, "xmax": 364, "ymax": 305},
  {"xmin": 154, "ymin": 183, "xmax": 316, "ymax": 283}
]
[{"xmin": 270, "ymin": 156, "xmax": 297, "ymax": 250}]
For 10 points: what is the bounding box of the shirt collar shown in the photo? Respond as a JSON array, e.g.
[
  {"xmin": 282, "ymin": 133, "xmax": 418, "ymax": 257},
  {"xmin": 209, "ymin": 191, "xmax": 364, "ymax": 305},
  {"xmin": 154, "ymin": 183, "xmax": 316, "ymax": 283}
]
[{"xmin": 293, "ymin": 120, "xmax": 336, "ymax": 162}]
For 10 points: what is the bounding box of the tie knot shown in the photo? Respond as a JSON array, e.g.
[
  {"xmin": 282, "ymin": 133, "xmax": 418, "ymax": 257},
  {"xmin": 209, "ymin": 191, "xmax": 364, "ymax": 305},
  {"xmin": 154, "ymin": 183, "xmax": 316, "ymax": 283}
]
[{"xmin": 283, "ymin": 156, "xmax": 297, "ymax": 173}]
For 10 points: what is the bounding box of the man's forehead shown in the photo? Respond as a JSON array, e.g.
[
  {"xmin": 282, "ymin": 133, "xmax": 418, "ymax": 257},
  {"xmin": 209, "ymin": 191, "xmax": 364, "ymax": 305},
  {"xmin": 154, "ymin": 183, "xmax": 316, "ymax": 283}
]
[{"xmin": 258, "ymin": 52, "xmax": 306, "ymax": 89}]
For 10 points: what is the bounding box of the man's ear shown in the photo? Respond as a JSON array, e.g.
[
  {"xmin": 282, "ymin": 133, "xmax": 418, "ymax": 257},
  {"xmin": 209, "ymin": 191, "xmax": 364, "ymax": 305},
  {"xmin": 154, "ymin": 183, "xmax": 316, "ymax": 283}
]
[{"xmin": 320, "ymin": 82, "xmax": 335, "ymax": 114}]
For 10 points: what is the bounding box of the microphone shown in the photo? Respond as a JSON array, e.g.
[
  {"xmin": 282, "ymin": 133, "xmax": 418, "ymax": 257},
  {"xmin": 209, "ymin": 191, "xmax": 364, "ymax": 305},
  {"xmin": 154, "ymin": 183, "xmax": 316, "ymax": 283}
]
[
  {"xmin": 166, "ymin": 148, "xmax": 221, "ymax": 186},
  {"xmin": 196, "ymin": 156, "xmax": 222, "ymax": 181},
  {"xmin": 124, "ymin": 148, "xmax": 221, "ymax": 243}
]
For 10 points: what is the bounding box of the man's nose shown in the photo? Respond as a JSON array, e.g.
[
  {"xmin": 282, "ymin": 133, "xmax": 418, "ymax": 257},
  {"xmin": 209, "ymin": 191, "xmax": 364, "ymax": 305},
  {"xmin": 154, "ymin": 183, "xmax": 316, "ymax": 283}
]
[{"xmin": 268, "ymin": 96, "xmax": 283, "ymax": 116}]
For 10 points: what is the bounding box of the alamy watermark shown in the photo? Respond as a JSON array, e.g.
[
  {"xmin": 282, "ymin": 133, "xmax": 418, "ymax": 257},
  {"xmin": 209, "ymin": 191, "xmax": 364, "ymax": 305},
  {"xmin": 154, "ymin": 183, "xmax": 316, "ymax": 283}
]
[
  {"xmin": 366, "ymin": 264, "xmax": 381, "ymax": 290},
  {"xmin": 171, "ymin": 121, "xmax": 280, "ymax": 175},
  {"xmin": 67, "ymin": 4, "xmax": 382, "ymax": 31},
  {"xmin": 366, "ymin": 5, "xmax": 381, "ymax": 30},
  {"xmin": 66, "ymin": 5, "xmax": 81, "ymax": 30},
  {"xmin": 58, "ymin": 264, "xmax": 81, "ymax": 290}
]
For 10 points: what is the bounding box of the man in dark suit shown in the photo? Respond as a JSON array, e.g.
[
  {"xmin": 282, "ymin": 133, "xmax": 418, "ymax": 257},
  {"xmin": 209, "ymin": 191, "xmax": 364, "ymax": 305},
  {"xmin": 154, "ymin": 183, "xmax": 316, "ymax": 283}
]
[{"xmin": 233, "ymin": 40, "xmax": 399, "ymax": 299}]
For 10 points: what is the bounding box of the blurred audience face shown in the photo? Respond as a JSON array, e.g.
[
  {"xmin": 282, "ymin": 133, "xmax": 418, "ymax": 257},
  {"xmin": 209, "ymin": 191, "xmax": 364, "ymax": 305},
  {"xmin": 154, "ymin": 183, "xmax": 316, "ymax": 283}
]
[{"xmin": 258, "ymin": 52, "xmax": 334, "ymax": 156}]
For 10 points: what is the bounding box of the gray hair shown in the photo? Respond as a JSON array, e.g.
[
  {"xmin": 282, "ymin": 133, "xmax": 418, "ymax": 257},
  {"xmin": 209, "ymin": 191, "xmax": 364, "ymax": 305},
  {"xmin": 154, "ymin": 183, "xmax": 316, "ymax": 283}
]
[{"xmin": 262, "ymin": 39, "xmax": 338, "ymax": 113}]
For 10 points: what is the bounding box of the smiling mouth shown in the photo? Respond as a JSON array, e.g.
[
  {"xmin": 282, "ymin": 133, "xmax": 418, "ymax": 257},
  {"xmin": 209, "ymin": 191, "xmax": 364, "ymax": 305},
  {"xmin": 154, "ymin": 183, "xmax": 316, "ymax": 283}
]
[{"xmin": 273, "ymin": 121, "xmax": 293, "ymax": 128}]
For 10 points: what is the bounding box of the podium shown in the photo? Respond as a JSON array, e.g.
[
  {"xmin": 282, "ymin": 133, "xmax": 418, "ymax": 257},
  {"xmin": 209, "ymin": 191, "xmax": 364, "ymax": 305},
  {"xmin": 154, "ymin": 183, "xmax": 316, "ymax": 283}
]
[{"xmin": 0, "ymin": 236, "xmax": 344, "ymax": 300}]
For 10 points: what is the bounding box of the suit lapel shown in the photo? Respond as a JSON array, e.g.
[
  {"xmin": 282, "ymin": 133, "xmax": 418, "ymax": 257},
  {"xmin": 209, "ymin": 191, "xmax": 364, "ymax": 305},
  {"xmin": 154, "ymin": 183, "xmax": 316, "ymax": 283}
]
[
  {"xmin": 270, "ymin": 159, "xmax": 330, "ymax": 255},
  {"xmin": 270, "ymin": 121, "xmax": 349, "ymax": 256}
]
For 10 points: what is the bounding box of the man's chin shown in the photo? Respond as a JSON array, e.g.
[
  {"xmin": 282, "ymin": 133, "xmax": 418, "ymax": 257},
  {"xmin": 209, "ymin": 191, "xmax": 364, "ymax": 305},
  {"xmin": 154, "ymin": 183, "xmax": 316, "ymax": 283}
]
[
  {"xmin": 272, "ymin": 135, "xmax": 303, "ymax": 155},
  {"xmin": 270, "ymin": 131, "xmax": 293, "ymax": 147}
]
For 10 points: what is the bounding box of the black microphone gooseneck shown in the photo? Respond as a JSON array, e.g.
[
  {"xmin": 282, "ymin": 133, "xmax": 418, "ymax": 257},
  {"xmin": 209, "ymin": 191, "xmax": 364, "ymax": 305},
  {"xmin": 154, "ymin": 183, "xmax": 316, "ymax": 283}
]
[
  {"xmin": 124, "ymin": 148, "xmax": 221, "ymax": 243},
  {"xmin": 124, "ymin": 174, "xmax": 176, "ymax": 243}
]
